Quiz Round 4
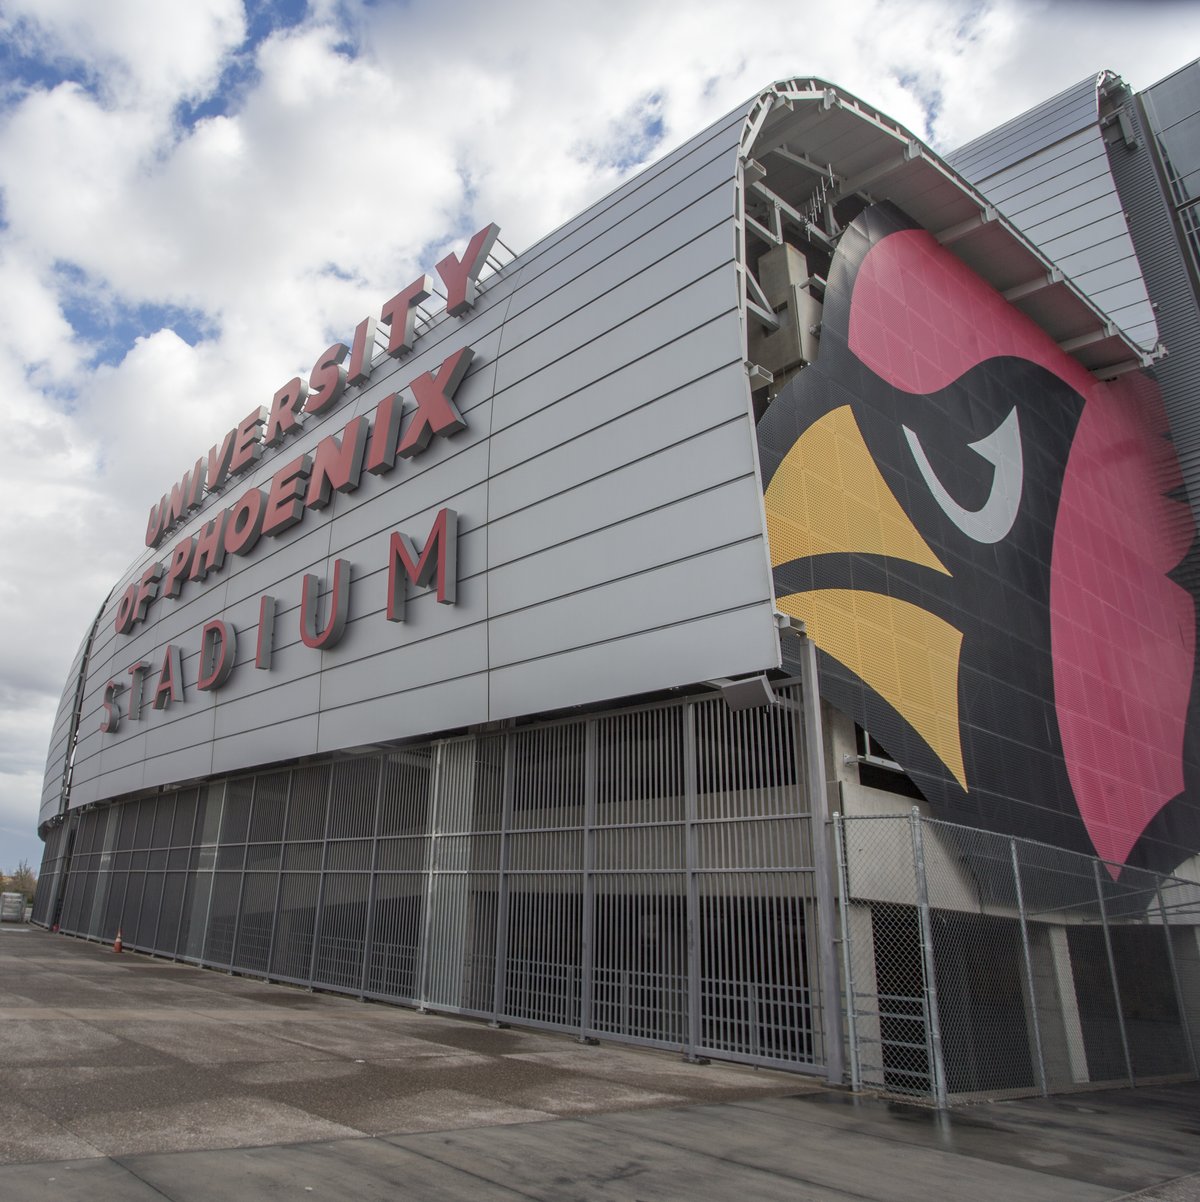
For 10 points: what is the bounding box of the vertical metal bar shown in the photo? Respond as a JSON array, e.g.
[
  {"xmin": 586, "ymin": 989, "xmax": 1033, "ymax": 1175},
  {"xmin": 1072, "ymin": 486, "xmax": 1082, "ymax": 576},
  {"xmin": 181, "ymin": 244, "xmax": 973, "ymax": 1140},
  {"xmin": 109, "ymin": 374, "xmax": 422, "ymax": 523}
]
[
  {"xmin": 491, "ymin": 735, "xmax": 515, "ymax": 1021},
  {"xmin": 1011, "ymin": 838, "xmax": 1047, "ymax": 1096},
  {"xmin": 911, "ymin": 809, "xmax": 949, "ymax": 1109},
  {"xmin": 307, "ymin": 768, "xmax": 336, "ymax": 986},
  {"xmin": 150, "ymin": 793, "xmax": 175, "ymax": 952},
  {"xmin": 1156, "ymin": 880, "xmax": 1197, "ymax": 1076},
  {"xmin": 359, "ymin": 757, "xmax": 386, "ymax": 998},
  {"xmin": 418, "ymin": 741, "xmax": 444, "ymax": 1008},
  {"xmin": 684, "ymin": 699, "xmax": 702, "ymax": 1060},
  {"xmin": 832, "ymin": 812, "xmax": 861, "ymax": 1092},
  {"xmin": 229, "ymin": 778, "xmax": 255, "ymax": 970},
  {"xmin": 199, "ymin": 782, "xmax": 226, "ymax": 963},
  {"xmin": 798, "ymin": 634, "xmax": 844, "ymax": 1084},
  {"xmin": 266, "ymin": 771, "xmax": 292, "ymax": 979},
  {"xmin": 579, "ymin": 719, "xmax": 598, "ymax": 1040},
  {"xmin": 1093, "ymin": 859, "xmax": 1134, "ymax": 1086}
]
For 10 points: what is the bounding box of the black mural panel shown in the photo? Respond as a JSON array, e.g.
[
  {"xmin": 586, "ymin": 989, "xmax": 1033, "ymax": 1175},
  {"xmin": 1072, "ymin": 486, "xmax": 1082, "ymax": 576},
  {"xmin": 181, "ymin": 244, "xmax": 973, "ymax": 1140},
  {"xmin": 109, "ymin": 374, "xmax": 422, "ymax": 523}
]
[{"xmin": 759, "ymin": 202, "xmax": 1200, "ymax": 875}]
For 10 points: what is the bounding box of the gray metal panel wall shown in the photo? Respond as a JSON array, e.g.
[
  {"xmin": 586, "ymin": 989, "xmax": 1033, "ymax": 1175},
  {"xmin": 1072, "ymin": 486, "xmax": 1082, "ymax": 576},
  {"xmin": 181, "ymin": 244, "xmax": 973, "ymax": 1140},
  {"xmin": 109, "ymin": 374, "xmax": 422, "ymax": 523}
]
[
  {"xmin": 947, "ymin": 77, "xmax": 1158, "ymax": 351},
  {"xmin": 947, "ymin": 76, "xmax": 1100, "ymax": 182},
  {"xmin": 38, "ymin": 627, "xmax": 93, "ymax": 824},
  {"xmin": 49, "ymin": 101, "xmax": 781, "ymax": 813},
  {"xmin": 1108, "ymin": 92, "xmax": 1200, "ymax": 593}
]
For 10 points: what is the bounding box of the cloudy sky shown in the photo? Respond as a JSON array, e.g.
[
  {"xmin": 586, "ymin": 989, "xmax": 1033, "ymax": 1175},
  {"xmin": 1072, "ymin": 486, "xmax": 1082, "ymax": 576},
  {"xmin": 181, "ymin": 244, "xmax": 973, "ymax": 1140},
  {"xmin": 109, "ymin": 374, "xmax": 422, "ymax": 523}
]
[{"xmin": 0, "ymin": 0, "xmax": 1196, "ymax": 874}]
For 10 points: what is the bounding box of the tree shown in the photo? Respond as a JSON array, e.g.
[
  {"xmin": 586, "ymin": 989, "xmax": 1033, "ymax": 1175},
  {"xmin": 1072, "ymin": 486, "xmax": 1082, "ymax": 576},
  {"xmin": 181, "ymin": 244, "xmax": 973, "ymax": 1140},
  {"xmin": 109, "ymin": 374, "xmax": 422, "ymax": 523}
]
[{"xmin": 5, "ymin": 859, "xmax": 36, "ymax": 902}]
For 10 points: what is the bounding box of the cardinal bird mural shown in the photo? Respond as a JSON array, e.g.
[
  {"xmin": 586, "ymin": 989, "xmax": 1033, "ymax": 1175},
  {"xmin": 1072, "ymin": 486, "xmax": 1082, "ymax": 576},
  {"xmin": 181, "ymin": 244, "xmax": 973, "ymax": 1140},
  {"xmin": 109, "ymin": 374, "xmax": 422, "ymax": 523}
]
[{"xmin": 758, "ymin": 202, "xmax": 1200, "ymax": 877}]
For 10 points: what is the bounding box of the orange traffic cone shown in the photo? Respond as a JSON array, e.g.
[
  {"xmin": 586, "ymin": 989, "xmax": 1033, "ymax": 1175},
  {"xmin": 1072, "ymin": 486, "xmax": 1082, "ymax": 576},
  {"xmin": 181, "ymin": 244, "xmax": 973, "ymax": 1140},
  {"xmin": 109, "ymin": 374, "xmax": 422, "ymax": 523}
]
[{"xmin": 113, "ymin": 928, "xmax": 123, "ymax": 953}]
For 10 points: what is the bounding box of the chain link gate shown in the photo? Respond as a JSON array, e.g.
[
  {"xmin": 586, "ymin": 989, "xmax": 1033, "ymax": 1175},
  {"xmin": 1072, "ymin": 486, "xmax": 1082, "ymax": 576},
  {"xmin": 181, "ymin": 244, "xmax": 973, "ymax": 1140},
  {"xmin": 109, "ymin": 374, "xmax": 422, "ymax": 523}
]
[
  {"xmin": 836, "ymin": 810, "xmax": 1200, "ymax": 1106},
  {"xmin": 39, "ymin": 673, "xmax": 838, "ymax": 1080}
]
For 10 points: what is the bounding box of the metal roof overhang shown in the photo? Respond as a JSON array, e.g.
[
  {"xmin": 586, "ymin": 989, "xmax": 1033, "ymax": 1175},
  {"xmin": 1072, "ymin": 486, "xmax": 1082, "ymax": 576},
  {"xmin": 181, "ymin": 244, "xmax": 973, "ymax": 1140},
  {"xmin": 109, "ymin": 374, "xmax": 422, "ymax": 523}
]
[{"xmin": 740, "ymin": 80, "xmax": 1156, "ymax": 378}]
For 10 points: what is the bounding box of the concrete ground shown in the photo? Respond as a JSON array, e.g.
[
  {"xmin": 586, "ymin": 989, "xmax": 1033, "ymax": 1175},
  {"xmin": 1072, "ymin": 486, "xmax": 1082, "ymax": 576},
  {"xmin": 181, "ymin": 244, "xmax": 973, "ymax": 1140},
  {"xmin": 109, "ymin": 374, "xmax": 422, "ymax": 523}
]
[{"xmin": 1, "ymin": 925, "xmax": 1198, "ymax": 1201}]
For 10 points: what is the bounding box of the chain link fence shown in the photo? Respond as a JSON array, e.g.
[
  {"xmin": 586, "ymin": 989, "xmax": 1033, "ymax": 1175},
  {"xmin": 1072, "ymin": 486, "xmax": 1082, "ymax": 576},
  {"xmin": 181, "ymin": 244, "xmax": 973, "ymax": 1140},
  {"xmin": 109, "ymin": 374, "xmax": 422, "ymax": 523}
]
[{"xmin": 835, "ymin": 811, "xmax": 1200, "ymax": 1106}]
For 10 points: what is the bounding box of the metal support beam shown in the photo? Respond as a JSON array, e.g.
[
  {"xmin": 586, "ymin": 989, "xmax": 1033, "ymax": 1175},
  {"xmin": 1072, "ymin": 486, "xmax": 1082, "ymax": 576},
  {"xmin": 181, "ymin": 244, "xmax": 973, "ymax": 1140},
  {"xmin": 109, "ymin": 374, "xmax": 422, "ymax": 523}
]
[
  {"xmin": 768, "ymin": 144, "xmax": 836, "ymax": 182},
  {"xmin": 1059, "ymin": 323, "xmax": 1115, "ymax": 354},
  {"xmin": 798, "ymin": 633, "xmax": 845, "ymax": 1087},
  {"xmin": 936, "ymin": 206, "xmax": 998, "ymax": 246},
  {"xmin": 1003, "ymin": 268, "xmax": 1063, "ymax": 302},
  {"xmin": 745, "ymin": 269, "xmax": 780, "ymax": 330},
  {"xmin": 835, "ymin": 141, "xmax": 922, "ymax": 200},
  {"xmin": 748, "ymin": 179, "xmax": 836, "ymax": 250}
]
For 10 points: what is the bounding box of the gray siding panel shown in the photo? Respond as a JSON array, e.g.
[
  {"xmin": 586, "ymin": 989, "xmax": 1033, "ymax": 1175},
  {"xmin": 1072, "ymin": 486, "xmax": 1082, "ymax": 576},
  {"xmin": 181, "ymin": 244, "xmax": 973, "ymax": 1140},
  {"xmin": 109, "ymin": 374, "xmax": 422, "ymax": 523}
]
[
  {"xmin": 1109, "ymin": 93, "xmax": 1200, "ymax": 594},
  {"xmin": 948, "ymin": 80, "xmax": 1158, "ymax": 351},
  {"xmin": 46, "ymin": 98, "xmax": 780, "ymax": 814},
  {"xmin": 489, "ymin": 603, "xmax": 780, "ymax": 721}
]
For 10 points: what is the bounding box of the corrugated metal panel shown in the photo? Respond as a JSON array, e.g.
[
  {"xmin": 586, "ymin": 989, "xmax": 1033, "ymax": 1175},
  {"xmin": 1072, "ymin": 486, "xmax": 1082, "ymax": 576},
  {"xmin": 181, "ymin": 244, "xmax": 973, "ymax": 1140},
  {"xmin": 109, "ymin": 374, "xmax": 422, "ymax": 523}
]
[
  {"xmin": 947, "ymin": 77, "xmax": 1158, "ymax": 352},
  {"xmin": 52, "ymin": 100, "xmax": 780, "ymax": 812},
  {"xmin": 946, "ymin": 76, "xmax": 1101, "ymax": 182},
  {"xmin": 1109, "ymin": 91, "xmax": 1200, "ymax": 596}
]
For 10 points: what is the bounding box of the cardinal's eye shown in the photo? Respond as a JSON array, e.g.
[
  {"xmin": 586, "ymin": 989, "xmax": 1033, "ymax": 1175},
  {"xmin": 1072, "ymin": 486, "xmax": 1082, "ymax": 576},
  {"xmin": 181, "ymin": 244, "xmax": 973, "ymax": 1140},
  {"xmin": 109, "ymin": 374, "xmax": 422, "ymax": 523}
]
[{"xmin": 902, "ymin": 406, "xmax": 1024, "ymax": 545}]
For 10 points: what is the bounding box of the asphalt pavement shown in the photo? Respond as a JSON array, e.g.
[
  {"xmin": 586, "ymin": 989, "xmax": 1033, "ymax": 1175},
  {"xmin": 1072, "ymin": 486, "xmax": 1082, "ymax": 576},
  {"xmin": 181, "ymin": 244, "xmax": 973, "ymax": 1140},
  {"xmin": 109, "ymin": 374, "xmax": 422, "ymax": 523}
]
[{"xmin": 1, "ymin": 924, "xmax": 1198, "ymax": 1201}]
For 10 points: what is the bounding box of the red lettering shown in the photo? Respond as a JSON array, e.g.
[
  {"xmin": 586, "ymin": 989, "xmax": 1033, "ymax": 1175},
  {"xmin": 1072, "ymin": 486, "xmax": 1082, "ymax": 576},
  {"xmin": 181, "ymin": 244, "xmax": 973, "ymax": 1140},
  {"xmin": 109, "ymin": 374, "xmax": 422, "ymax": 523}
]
[
  {"xmin": 264, "ymin": 377, "xmax": 309, "ymax": 447},
  {"xmin": 397, "ymin": 347, "xmax": 473, "ymax": 458},
  {"xmin": 380, "ymin": 275, "xmax": 430, "ymax": 357},
  {"xmin": 99, "ymin": 680, "xmax": 124, "ymax": 733},
  {"xmin": 145, "ymin": 501, "xmax": 163, "ymax": 549},
  {"xmin": 386, "ymin": 508, "xmax": 458, "ymax": 621},
  {"xmin": 164, "ymin": 536, "xmax": 195, "ymax": 598},
  {"xmin": 300, "ymin": 560, "xmax": 351, "ymax": 649},
  {"xmin": 206, "ymin": 429, "xmax": 236, "ymax": 492},
  {"xmin": 224, "ymin": 488, "xmax": 266, "ymax": 557},
  {"xmin": 134, "ymin": 564, "xmax": 163, "ymax": 624},
  {"xmin": 228, "ymin": 407, "xmax": 267, "ymax": 477},
  {"xmin": 255, "ymin": 595, "xmax": 276, "ymax": 669},
  {"xmin": 115, "ymin": 584, "xmax": 138, "ymax": 634},
  {"xmin": 164, "ymin": 469, "xmax": 194, "ymax": 531},
  {"xmin": 126, "ymin": 661, "xmax": 149, "ymax": 721},
  {"xmin": 436, "ymin": 223, "xmax": 500, "ymax": 316},
  {"xmin": 306, "ymin": 417, "xmax": 368, "ymax": 509},
  {"xmin": 307, "ymin": 342, "xmax": 349, "ymax": 416},
  {"xmin": 190, "ymin": 512, "xmax": 228, "ymax": 581},
  {"xmin": 151, "ymin": 644, "xmax": 183, "ymax": 710},
  {"xmin": 347, "ymin": 315, "xmax": 377, "ymax": 387},
  {"xmin": 365, "ymin": 393, "xmax": 402, "ymax": 476},
  {"xmin": 262, "ymin": 454, "xmax": 313, "ymax": 537},
  {"xmin": 197, "ymin": 621, "xmax": 237, "ymax": 691},
  {"xmin": 186, "ymin": 456, "xmax": 206, "ymax": 511}
]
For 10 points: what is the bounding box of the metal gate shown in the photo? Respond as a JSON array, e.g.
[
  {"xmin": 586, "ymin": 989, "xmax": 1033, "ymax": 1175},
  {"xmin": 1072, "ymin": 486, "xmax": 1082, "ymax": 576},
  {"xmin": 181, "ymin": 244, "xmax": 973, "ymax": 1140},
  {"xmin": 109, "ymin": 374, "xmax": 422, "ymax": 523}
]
[{"xmin": 38, "ymin": 678, "xmax": 837, "ymax": 1078}]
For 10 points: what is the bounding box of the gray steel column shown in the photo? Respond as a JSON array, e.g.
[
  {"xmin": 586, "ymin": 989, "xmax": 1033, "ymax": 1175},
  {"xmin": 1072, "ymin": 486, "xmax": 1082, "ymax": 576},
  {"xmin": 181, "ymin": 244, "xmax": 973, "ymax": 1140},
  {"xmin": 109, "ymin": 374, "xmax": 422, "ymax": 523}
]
[
  {"xmin": 798, "ymin": 633, "xmax": 845, "ymax": 1086},
  {"xmin": 684, "ymin": 700, "xmax": 702, "ymax": 1061},
  {"xmin": 1011, "ymin": 838, "xmax": 1047, "ymax": 1096},
  {"xmin": 229, "ymin": 780, "xmax": 254, "ymax": 970},
  {"xmin": 417, "ymin": 742, "xmax": 444, "ymax": 1009},
  {"xmin": 832, "ymin": 811, "xmax": 861, "ymax": 1091},
  {"xmin": 490, "ymin": 736, "xmax": 515, "ymax": 1022},
  {"xmin": 359, "ymin": 758, "xmax": 386, "ymax": 998},
  {"xmin": 579, "ymin": 719, "xmax": 598, "ymax": 1041},
  {"xmin": 306, "ymin": 769, "xmax": 337, "ymax": 986},
  {"xmin": 265, "ymin": 771, "xmax": 293, "ymax": 978},
  {"xmin": 1093, "ymin": 860, "xmax": 1134, "ymax": 1086},
  {"xmin": 911, "ymin": 809, "xmax": 948, "ymax": 1109},
  {"xmin": 1156, "ymin": 879, "xmax": 1198, "ymax": 1077},
  {"xmin": 198, "ymin": 782, "xmax": 226, "ymax": 963}
]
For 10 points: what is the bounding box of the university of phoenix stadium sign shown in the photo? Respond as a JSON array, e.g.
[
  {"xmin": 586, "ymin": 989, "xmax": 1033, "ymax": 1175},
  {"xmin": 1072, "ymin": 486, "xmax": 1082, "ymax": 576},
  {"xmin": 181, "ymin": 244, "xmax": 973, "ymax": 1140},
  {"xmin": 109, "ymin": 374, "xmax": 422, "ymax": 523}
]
[{"xmin": 99, "ymin": 224, "xmax": 501, "ymax": 734}]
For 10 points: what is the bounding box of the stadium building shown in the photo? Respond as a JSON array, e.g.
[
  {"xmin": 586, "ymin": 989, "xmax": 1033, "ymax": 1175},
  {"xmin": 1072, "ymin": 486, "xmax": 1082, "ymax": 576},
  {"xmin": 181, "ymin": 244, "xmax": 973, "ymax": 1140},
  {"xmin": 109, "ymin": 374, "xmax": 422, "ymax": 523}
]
[{"xmin": 34, "ymin": 62, "xmax": 1200, "ymax": 1105}]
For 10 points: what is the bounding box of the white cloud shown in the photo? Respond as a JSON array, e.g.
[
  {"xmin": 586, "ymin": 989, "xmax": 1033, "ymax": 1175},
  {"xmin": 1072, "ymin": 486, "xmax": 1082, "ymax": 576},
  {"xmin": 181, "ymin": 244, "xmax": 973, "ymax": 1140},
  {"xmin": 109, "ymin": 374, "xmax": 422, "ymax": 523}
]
[
  {"xmin": 0, "ymin": 0, "xmax": 245, "ymax": 108},
  {"xmin": 1, "ymin": 0, "xmax": 1197, "ymax": 874}
]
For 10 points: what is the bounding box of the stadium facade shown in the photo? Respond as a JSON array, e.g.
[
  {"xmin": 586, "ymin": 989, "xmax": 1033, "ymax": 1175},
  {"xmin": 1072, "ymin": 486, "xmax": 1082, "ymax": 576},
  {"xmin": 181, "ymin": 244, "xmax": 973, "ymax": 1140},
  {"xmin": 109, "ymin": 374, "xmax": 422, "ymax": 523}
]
[{"xmin": 33, "ymin": 63, "xmax": 1200, "ymax": 1103}]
